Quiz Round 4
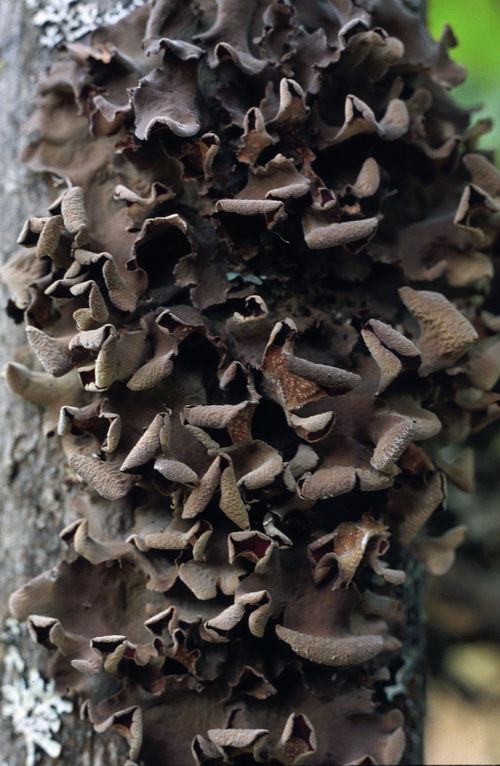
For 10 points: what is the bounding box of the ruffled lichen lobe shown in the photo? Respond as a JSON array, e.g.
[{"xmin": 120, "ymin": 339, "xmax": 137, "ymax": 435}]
[{"xmin": 4, "ymin": 0, "xmax": 500, "ymax": 763}]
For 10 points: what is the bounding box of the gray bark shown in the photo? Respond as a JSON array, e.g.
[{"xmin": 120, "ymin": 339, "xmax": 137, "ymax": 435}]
[{"xmin": 0, "ymin": 2, "xmax": 128, "ymax": 762}]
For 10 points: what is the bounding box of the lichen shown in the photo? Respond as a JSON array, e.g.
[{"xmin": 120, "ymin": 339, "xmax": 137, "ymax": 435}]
[
  {"xmin": 24, "ymin": 0, "xmax": 147, "ymax": 48},
  {"xmin": 3, "ymin": 1, "xmax": 500, "ymax": 763},
  {"xmin": 1, "ymin": 619, "xmax": 73, "ymax": 766}
]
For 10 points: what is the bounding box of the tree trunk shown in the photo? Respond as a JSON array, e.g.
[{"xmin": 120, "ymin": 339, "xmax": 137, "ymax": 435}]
[
  {"xmin": 0, "ymin": 3, "xmax": 128, "ymax": 762},
  {"xmin": 0, "ymin": 2, "xmax": 458, "ymax": 764}
]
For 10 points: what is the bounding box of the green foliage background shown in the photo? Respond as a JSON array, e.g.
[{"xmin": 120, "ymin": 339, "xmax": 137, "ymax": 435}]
[{"xmin": 428, "ymin": 0, "xmax": 500, "ymax": 154}]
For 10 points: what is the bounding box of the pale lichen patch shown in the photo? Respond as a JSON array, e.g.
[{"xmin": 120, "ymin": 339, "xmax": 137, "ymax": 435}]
[
  {"xmin": 25, "ymin": 0, "xmax": 147, "ymax": 48},
  {"xmin": 1, "ymin": 618, "xmax": 73, "ymax": 766}
]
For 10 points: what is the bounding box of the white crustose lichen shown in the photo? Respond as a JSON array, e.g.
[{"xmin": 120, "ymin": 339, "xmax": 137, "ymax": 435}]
[
  {"xmin": 1, "ymin": 618, "xmax": 73, "ymax": 765},
  {"xmin": 24, "ymin": 0, "xmax": 147, "ymax": 48}
]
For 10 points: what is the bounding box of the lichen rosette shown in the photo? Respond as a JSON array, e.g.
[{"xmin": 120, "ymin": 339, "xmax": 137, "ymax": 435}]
[{"xmin": 4, "ymin": 1, "xmax": 500, "ymax": 764}]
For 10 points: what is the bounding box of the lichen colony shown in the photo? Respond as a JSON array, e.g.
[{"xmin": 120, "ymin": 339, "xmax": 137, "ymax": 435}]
[{"xmin": 4, "ymin": 1, "xmax": 500, "ymax": 763}]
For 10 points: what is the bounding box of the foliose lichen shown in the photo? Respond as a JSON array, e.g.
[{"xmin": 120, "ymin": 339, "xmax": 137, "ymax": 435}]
[
  {"xmin": 1, "ymin": 618, "xmax": 73, "ymax": 766},
  {"xmin": 4, "ymin": 1, "xmax": 500, "ymax": 763},
  {"xmin": 25, "ymin": 0, "xmax": 147, "ymax": 48}
]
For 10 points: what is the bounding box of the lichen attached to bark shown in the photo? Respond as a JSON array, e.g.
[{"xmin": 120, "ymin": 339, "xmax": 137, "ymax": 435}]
[{"xmin": 4, "ymin": 1, "xmax": 500, "ymax": 763}]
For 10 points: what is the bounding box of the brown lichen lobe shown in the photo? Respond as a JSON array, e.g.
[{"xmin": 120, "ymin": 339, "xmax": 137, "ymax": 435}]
[
  {"xmin": 399, "ymin": 286, "xmax": 478, "ymax": 375},
  {"xmin": 3, "ymin": 0, "xmax": 499, "ymax": 763}
]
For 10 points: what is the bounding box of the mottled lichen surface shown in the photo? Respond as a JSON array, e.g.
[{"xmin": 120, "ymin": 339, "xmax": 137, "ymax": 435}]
[{"xmin": 3, "ymin": 1, "xmax": 500, "ymax": 764}]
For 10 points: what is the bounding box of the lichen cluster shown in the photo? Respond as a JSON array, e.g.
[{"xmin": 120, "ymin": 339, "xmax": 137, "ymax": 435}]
[
  {"xmin": 1, "ymin": 619, "xmax": 73, "ymax": 766},
  {"xmin": 4, "ymin": 1, "xmax": 500, "ymax": 763}
]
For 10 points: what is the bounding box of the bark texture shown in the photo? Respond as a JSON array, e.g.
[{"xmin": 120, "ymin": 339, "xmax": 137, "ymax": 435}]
[{"xmin": 0, "ymin": 2, "xmax": 127, "ymax": 762}]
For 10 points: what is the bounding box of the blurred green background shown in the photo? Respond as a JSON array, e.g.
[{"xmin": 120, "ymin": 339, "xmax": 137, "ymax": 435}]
[
  {"xmin": 428, "ymin": 0, "xmax": 500, "ymax": 153},
  {"xmin": 424, "ymin": 3, "xmax": 500, "ymax": 763}
]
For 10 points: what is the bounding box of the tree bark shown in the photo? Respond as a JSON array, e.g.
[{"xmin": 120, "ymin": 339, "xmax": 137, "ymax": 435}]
[{"xmin": 0, "ymin": 2, "xmax": 128, "ymax": 762}]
